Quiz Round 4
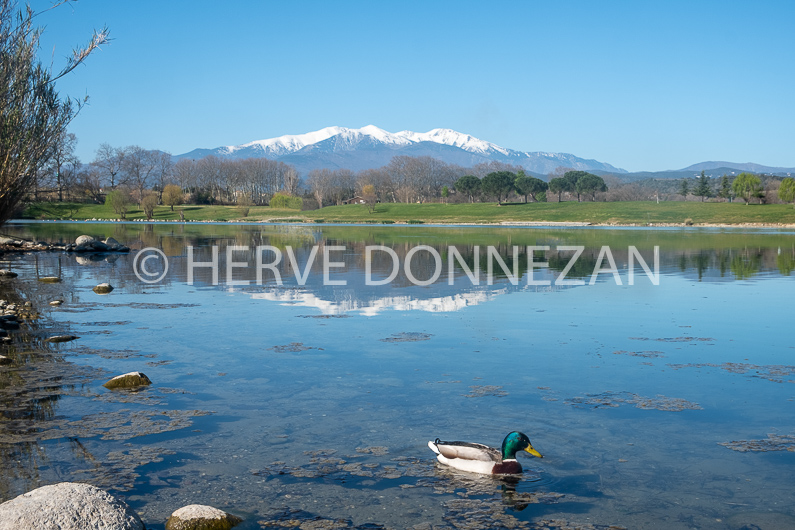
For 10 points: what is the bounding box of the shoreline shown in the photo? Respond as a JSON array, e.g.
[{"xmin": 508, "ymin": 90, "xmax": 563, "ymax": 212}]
[{"xmin": 11, "ymin": 218, "xmax": 795, "ymax": 229}]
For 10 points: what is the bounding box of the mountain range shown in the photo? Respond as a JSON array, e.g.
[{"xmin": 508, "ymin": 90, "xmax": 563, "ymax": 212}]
[
  {"xmin": 175, "ymin": 125, "xmax": 795, "ymax": 179},
  {"xmin": 175, "ymin": 125, "xmax": 625, "ymax": 177}
]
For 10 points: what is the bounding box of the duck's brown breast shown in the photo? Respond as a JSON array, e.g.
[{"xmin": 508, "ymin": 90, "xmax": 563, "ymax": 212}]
[{"xmin": 491, "ymin": 460, "xmax": 522, "ymax": 474}]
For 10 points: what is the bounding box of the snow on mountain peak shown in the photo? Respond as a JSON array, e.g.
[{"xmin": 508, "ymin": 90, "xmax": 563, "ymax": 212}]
[{"xmin": 223, "ymin": 125, "xmax": 515, "ymax": 157}]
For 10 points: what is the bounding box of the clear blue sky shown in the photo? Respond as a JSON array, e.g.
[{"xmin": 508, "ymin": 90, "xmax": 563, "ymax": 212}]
[{"xmin": 35, "ymin": 0, "xmax": 795, "ymax": 172}]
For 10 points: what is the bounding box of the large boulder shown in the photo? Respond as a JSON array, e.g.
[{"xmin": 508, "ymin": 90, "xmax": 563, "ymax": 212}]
[
  {"xmin": 75, "ymin": 235, "xmax": 96, "ymax": 246},
  {"xmin": 0, "ymin": 482, "xmax": 145, "ymax": 530},
  {"xmin": 165, "ymin": 504, "xmax": 242, "ymax": 530},
  {"xmin": 103, "ymin": 371, "xmax": 152, "ymax": 389}
]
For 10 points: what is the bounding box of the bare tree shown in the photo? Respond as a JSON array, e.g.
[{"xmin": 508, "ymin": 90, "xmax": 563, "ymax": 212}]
[
  {"xmin": 93, "ymin": 143, "xmax": 127, "ymax": 189},
  {"xmin": 123, "ymin": 146, "xmax": 158, "ymax": 203},
  {"xmin": 0, "ymin": 0, "xmax": 108, "ymax": 224},
  {"xmin": 152, "ymin": 151, "xmax": 174, "ymax": 201},
  {"xmin": 173, "ymin": 158, "xmax": 196, "ymax": 192},
  {"xmin": 308, "ymin": 168, "xmax": 333, "ymax": 208},
  {"xmin": 41, "ymin": 131, "xmax": 78, "ymax": 201},
  {"xmin": 75, "ymin": 164, "xmax": 104, "ymax": 203}
]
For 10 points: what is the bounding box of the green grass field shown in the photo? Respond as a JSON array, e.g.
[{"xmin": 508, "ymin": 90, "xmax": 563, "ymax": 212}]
[{"xmin": 21, "ymin": 200, "xmax": 795, "ymax": 226}]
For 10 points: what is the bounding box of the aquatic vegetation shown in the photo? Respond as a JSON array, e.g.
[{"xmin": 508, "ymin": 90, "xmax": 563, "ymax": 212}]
[
  {"xmin": 564, "ymin": 391, "xmax": 702, "ymax": 411},
  {"xmin": 719, "ymin": 433, "xmax": 795, "ymax": 452},
  {"xmin": 267, "ymin": 342, "xmax": 321, "ymax": 353},
  {"xmin": 668, "ymin": 362, "xmax": 795, "ymax": 384},
  {"xmin": 628, "ymin": 336, "xmax": 715, "ymax": 343},
  {"xmin": 380, "ymin": 332, "xmax": 433, "ymax": 342},
  {"xmin": 463, "ymin": 385, "xmax": 508, "ymax": 398},
  {"xmin": 73, "ymin": 445, "xmax": 177, "ymax": 491},
  {"xmin": 611, "ymin": 350, "xmax": 665, "ymax": 358}
]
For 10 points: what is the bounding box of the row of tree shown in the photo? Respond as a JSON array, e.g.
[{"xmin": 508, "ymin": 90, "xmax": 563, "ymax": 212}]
[{"xmin": 679, "ymin": 171, "xmax": 795, "ymax": 205}]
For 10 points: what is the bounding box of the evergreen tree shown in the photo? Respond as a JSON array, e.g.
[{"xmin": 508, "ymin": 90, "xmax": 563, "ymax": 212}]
[
  {"xmin": 680, "ymin": 178, "xmax": 690, "ymax": 198},
  {"xmin": 718, "ymin": 175, "xmax": 732, "ymax": 202},
  {"xmin": 694, "ymin": 171, "xmax": 712, "ymax": 202}
]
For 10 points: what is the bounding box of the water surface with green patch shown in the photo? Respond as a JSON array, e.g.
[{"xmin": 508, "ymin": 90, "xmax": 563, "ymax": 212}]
[{"xmin": 0, "ymin": 222, "xmax": 794, "ymax": 529}]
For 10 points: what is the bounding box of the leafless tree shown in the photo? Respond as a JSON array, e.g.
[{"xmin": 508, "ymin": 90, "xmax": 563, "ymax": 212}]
[
  {"xmin": 123, "ymin": 146, "xmax": 159, "ymax": 203},
  {"xmin": 152, "ymin": 151, "xmax": 174, "ymax": 200},
  {"xmin": 76, "ymin": 164, "xmax": 105, "ymax": 203},
  {"xmin": 41, "ymin": 131, "xmax": 79, "ymax": 201},
  {"xmin": 93, "ymin": 143, "xmax": 127, "ymax": 189},
  {"xmin": 308, "ymin": 168, "xmax": 333, "ymax": 208}
]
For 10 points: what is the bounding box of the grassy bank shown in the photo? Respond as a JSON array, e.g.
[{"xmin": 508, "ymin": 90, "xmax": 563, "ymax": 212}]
[{"xmin": 21, "ymin": 200, "xmax": 795, "ymax": 226}]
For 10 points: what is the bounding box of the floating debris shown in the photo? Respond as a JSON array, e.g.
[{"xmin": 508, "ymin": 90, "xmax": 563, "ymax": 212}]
[
  {"xmin": 380, "ymin": 332, "xmax": 433, "ymax": 343},
  {"xmin": 565, "ymin": 391, "xmax": 702, "ymax": 411},
  {"xmin": 719, "ymin": 433, "xmax": 795, "ymax": 452}
]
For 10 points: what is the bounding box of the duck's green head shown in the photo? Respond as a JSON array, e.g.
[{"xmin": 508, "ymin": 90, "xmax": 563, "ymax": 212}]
[{"xmin": 502, "ymin": 431, "xmax": 543, "ymax": 460}]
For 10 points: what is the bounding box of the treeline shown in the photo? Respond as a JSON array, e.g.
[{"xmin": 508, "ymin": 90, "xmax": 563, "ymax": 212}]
[{"xmin": 28, "ymin": 131, "xmax": 795, "ymax": 212}]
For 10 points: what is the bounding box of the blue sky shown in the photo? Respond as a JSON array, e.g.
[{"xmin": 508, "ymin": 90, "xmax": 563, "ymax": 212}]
[{"xmin": 35, "ymin": 0, "xmax": 795, "ymax": 172}]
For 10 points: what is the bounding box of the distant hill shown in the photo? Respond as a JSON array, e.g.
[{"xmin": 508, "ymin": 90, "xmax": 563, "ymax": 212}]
[
  {"xmin": 681, "ymin": 161, "xmax": 795, "ymax": 175},
  {"xmin": 175, "ymin": 125, "xmax": 626, "ymax": 176},
  {"xmin": 596, "ymin": 166, "xmax": 795, "ymax": 183}
]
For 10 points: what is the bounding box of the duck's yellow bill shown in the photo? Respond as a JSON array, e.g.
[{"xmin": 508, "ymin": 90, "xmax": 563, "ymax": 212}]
[{"xmin": 524, "ymin": 446, "xmax": 543, "ymax": 458}]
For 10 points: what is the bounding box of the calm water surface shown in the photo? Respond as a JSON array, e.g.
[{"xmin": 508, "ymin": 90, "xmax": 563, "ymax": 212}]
[{"xmin": 1, "ymin": 222, "xmax": 794, "ymax": 529}]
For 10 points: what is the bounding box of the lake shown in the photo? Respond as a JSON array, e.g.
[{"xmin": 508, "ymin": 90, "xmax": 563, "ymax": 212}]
[{"xmin": 1, "ymin": 221, "xmax": 794, "ymax": 529}]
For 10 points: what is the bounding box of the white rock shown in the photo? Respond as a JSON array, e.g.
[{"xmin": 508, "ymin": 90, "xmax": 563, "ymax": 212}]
[
  {"xmin": 75, "ymin": 235, "xmax": 95, "ymax": 246},
  {"xmin": 0, "ymin": 482, "xmax": 144, "ymax": 530},
  {"xmin": 166, "ymin": 504, "xmax": 242, "ymax": 530}
]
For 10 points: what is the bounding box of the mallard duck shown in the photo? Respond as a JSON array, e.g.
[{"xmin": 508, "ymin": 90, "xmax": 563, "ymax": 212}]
[{"xmin": 428, "ymin": 431, "xmax": 542, "ymax": 475}]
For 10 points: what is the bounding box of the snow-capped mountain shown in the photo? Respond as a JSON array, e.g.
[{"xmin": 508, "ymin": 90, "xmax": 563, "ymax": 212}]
[{"xmin": 175, "ymin": 125, "xmax": 625, "ymax": 175}]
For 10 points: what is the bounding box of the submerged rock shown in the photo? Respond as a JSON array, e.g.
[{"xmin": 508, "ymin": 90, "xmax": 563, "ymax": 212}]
[
  {"xmin": 93, "ymin": 283, "xmax": 114, "ymax": 294},
  {"xmin": 38, "ymin": 276, "xmax": 61, "ymax": 283},
  {"xmin": 0, "ymin": 355, "xmax": 11, "ymax": 365},
  {"xmin": 44, "ymin": 335, "xmax": 80, "ymax": 343},
  {"xmin": 103, "ymin": 371, "xmax": 153, "ymax": 389},
  {"xmin": 49, "ymin": 299, "xmax": 64, "ymax": 306},
  {"xmin": 0, "ymin": 317, "xmax": 19, "ymax": 330},
  {"xmin": 166, "ymin": 504, "xmax": 242, "ymax": 530},
  {"xmin": 0, "ymin": 269, "xmax": 18, "ymax": 278},
  {"xmin": 0, "ymin": 482, "xmax": 144, "ymax": 530}
]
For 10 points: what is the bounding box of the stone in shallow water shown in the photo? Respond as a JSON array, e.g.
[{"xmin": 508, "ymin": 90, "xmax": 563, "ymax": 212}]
[
  {"xmin": 165, "ymin": 504, "xmax": 243, "ymax": 530},
  {"xmin": 44, "ymin": 334, "xmax": 80, "ymax": 343},
  {"xmin": 75, "ymin": 235, "xmax": 96, "ymax": 246},
  {"xmin": 0, "ymin": 482, "xmax": 144, "ymax": 530},
  {"xmin": 93, "ymin": 283, "xmax": 114, "ymax": 294},
  {"xmin": 103, "ymin": 371, "xmax": 153, "ymax": 389}
]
